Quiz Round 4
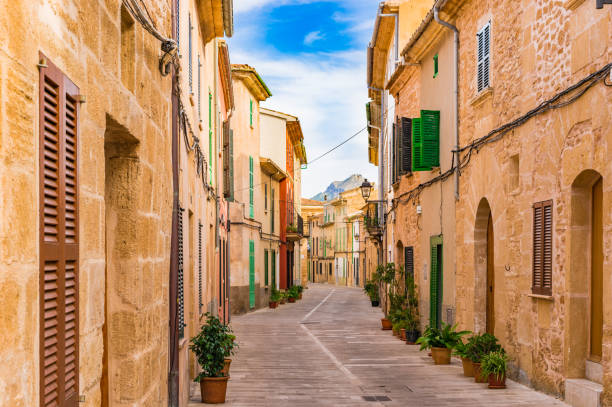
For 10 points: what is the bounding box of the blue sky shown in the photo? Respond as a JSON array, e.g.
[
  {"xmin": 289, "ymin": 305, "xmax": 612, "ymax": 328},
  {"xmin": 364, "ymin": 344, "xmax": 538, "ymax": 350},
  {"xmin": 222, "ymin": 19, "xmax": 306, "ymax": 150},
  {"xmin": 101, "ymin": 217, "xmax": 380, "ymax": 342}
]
[{"xmin": 229, "ymin": 0, "xmax": 380, "ymax": 198}]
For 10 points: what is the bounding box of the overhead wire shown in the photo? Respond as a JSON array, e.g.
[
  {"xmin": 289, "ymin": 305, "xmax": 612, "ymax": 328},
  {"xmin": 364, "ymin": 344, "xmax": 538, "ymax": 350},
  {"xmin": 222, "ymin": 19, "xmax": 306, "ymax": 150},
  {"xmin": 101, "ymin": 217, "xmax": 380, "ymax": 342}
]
[
  {"xmin": 386, "ymin": 62, "xmax": 612, "ymax": 217},
  {"xmin": 307, "ymin": 126, "xmax": 367, "ymax": 165}
]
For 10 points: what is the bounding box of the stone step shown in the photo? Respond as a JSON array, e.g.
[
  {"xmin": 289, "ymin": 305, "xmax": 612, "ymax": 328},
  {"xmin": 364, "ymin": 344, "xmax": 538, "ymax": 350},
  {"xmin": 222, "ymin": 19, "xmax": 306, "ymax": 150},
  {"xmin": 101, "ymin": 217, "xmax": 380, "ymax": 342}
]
[{"xmin": 565, "ymin": 379, "xmax": 602, "ymax": 407}]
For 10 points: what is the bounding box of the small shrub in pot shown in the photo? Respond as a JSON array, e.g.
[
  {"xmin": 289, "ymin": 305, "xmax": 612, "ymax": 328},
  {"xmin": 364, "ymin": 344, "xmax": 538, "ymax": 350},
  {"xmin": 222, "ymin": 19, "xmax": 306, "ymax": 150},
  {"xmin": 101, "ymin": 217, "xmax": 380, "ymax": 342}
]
[{"xmin": 481, "ymin": 350, "xmax": 507, "ymax": 389}]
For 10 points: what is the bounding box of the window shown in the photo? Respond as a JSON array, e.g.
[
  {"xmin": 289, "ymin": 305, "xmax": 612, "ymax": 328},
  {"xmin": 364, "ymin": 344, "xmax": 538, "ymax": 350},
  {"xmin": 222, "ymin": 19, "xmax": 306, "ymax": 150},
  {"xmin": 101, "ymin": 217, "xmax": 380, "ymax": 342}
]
[
  {"xmin": 208, "ymin": 91, "xmax": 213, "ymax": 184},
  {"xmin": 249, "ymin": 99, "xmax": 253, "ymax": 127},
  {"xmin": 412, "ymin": 110, "xmax": 440, "ymax": 171},
  {"xmin": 39, "ymin": 55, "xmax": 80, "ymax": 407},
  {"xmin": 477, "ymin": 22, "xmax": 491, "ymax": 92},
  {"xmin": 271, "ymin": 250, "xmax": 276, "ymax": 288},
  {"xmin": 433, "ymin": 54, "xmax": 439, "ymax": 78},
  {"xmin": 532, "ymin": 200, "xmax": 553, "ymax": 296},
  {"xmin": 264, "ymin": 184, "xmax": 268, "ymax": 210},
  {"xmin": 271, "ymin": 188, "xmax": 275, "ymax": 232},
  {"xmin": 249, "ymin": 156, "xmax": 254, "ymax": 218}
]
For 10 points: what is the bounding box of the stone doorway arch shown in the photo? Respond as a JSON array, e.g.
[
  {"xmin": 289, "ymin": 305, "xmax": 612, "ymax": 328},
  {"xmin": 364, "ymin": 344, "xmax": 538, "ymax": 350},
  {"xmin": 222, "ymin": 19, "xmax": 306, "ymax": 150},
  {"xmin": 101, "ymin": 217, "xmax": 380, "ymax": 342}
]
[{"xmin": 474, "ymin": 198, "xmax": 494, "ymax": 334}]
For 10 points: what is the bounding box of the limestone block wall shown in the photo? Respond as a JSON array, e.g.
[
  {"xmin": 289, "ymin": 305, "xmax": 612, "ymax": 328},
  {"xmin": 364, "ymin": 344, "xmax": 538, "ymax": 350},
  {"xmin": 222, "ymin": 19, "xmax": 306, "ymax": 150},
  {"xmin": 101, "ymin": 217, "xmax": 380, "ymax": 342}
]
[
  {"xmin": 451, "ymin": 0, "xmax": 612, "ymax": 399},
  {"xmin": 0, "ymin": 1, "xmax": 173, "ymax": 406}
]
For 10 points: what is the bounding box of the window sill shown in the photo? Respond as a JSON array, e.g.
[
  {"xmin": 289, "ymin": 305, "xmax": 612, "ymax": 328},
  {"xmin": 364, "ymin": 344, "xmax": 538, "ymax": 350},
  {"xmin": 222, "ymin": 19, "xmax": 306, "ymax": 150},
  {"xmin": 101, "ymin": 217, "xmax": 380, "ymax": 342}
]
[
  {"xmin": 470, "ymin": 87, "xmax": 493, "ymax": 107},
  {"xmin": 528, "ymin": 293, "xmax": 553, "ymax": 301}
]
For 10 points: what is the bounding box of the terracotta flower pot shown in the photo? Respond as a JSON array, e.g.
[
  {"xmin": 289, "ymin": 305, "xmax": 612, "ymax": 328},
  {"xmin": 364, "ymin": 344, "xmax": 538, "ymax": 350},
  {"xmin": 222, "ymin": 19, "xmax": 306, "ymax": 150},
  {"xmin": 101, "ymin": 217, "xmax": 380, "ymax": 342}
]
[
  {"xmin": 381, "ymin": 318, "xmax": 392, "ymax": 330},
  {"xmin": 461, "ymin": 357, "xmax": 474, "ymax": 377},
  {"xmin": 431, "ymin": 347, "xmax": 451, "ymax": 365},
  {"xmin": 400, "ymin": 328, "xmax": 407, "ymax": 341},
  {"xmin": 280, "ymin": 298, "xmax": 286, "ymax": 304},
  {"xmin": 199, "ymin": 376, "xmax": 229, "ymax": 404},
  {"xmin": 405, "ymin": 330, "xmax": 420, "ymax": 344},
  {"xmin": 488, "ymin": 373, "xmax": 506, "ymax": 389},
  {"xmin": 288, "ymin": 297, "xmax": 296, "ymax": 303},
  {"xmin": 472, "ymin": 362, "xmax": 487, "ymax": 383},
  {"xmin": 269, "ymin": 301, "xmax": 278, "ymax": 309},
  {"xmin": 298, "ymin": 293, "xmax": 302, "ymax": 299},
  {"xmin": 220, "ymin": 358, "xmax": 232, "ymax": 376}
]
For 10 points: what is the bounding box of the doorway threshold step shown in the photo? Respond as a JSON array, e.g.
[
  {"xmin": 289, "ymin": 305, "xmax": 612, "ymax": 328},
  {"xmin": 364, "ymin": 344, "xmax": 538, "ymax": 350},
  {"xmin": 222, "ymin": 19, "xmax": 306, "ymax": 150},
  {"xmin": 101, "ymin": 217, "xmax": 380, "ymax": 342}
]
[{"xmin": 565, "ymin": 378, "xmax": 602, "ymax": 407}]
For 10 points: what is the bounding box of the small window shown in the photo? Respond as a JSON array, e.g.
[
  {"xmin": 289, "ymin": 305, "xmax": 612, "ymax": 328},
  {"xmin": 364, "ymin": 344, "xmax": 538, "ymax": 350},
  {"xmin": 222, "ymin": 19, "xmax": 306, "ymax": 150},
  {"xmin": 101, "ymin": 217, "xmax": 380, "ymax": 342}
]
[
  {"xmin": 249, "ymin": 99, "xmax": 253, "ymax": 128},
  {"xmin": 477, "ymin": 22, "xmax": 491, "ymax": 92},
  {"xmin": 433, "ymin": 54, "xmax": 439, "ymax": 78},
  {"xmin": 265, "ymin": 184, "xmax": 268, "ymax": 210},
  {"xmin": 532, "ymin": 200, "xmax": 553, "ymax": 296}
]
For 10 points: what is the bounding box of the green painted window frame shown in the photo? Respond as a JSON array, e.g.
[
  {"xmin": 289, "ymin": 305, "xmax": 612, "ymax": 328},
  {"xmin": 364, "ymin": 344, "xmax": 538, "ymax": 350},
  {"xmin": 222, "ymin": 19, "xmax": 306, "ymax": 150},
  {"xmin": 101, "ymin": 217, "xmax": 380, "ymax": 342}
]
[
  {"xmin": 249, "ymin": 99, "xmax": 253, "ymax": 128},
  {"xmin": 433, "ymin": 54, "xmax": 438, "ymax": 78}
]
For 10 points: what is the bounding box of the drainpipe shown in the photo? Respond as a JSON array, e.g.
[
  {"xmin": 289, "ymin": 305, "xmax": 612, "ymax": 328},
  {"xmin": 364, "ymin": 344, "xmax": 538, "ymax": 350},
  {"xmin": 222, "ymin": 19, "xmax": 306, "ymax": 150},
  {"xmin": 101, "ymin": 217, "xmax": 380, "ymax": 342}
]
[
  {"xmin": 433, "ymin": 1, "xmax": 460, "ymax": 201},
  {"xmin": 168, "ymin": 0, "xmax": 179, "ymax": 405}
]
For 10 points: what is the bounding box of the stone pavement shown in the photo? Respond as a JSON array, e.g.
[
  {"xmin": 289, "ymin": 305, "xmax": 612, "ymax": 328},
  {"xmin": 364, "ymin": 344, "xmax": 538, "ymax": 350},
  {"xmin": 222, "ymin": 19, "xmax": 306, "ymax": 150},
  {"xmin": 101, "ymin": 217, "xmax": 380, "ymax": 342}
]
[{"xmin": 189, "ymin": 284, "xmax": 569, "ymax": 406}]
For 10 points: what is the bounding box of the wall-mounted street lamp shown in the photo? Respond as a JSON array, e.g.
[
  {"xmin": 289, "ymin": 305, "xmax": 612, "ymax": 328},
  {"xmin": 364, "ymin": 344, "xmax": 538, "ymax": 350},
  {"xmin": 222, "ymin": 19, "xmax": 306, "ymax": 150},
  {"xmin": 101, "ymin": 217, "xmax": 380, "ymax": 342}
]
[{"xmin": 360, "ymin": 179, "xmax": 373, "ymax": 201}]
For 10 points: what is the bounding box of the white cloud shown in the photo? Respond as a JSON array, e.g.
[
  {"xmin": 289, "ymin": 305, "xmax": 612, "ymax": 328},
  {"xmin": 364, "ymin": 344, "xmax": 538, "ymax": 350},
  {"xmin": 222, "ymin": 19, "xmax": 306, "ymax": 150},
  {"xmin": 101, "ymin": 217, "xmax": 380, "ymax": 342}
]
[{"xmin": 303, "ymin": 30, "xmax": 324, "ymax": 46}]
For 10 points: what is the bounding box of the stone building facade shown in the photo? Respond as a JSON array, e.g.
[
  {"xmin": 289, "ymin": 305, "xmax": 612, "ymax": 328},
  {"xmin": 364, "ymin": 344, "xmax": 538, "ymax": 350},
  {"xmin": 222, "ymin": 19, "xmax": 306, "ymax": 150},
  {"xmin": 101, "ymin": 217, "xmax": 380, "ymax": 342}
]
[
  {"xmin": 367, "ymin": 0, "xmax": 612, "ymax": 406},
  {"xmin": 0, "ymin": 0, "xmax": 234, "ymax": 406}
]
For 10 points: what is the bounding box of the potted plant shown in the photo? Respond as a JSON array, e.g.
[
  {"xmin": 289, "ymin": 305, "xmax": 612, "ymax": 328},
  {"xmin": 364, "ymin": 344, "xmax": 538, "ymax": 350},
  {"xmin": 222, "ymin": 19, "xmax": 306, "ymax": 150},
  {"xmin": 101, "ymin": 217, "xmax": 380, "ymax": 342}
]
[
  {"xmin": 279, "ymin": 291, "xmax": 287, "ymax": 304},
  {"xmin": 190, "ymin": 313, "xmax": 232, "ymax": 404},
  {"xmin": 467, "ymin": 333, "xmax": 501, "ymax": 383},
  {"xmin": 481, "ymin": 350, "xmax": 508, "ymax": 388},
  {"xmin": 404, "ymin": 273, "xmax": 420, "ymax": 344},
  {"xmin": 363, "ymin": 280, "xmax": 379, "ymax": 306},
  {"xmin": 221, "ymin": 334, "xmax": 238, "ymax": 377},
  {"xmin": 416, "ymin": 323, "xmax": 469, "ymax": 365},
  {"xmin": 453, "ymin": 337, "xmax": 474, "ymax": 377},
  {"xmin": 373, "ymin": 263, "xmax": 396, "ymax": 330},
  {"xmin": 288, "ymin": 286, "xmax": 299, "ymax": 303},
  {"xmin": 269, "ymin": 288, "xmax": 281, "ymax": 309},
  {"xmin": 296, "ymin": 285, "xmax": 304, "ymax": 299}
]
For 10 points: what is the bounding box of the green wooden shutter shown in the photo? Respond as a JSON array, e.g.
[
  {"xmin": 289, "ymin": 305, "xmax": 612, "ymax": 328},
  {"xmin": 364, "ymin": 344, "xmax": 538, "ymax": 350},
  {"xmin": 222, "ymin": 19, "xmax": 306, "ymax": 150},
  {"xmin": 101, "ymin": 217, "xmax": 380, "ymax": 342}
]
[
  {"xmin": 271, "ymin": 188, "xmax": 275, "ymax": 232},
  {"xmin": 249, "ymin": 240, "xmax": 255, "ymax": 308},
  {"xmin": 271, "ymin": 250, "xmax": 276, "ymax": 288},
  {"xmin": 249, "ymin": 99, "xmax": 253, "ymax": 127},
  {"xmin": 264, "ymin": 249, "xmax": 269, "ymax": 286},
  {"xmin": 249, "ymin": 156, "xmax": 254, "ymax": 218},
  {"xmin": 421, "ymin": 110, "xmax": 440, "ymax": 168},
  {"xmin": 429, "ymin": 236, "xmax": 443, "ymax": 328},
  {"xmin": 412, "ymin": 118, "xmax": 429, "ymax": 171}
]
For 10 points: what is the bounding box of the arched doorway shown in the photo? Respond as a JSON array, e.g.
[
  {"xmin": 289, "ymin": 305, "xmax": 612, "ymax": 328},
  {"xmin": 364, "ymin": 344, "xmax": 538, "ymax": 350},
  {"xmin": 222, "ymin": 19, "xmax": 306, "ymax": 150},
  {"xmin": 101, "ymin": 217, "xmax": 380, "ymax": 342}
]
[
  {"xmin": 474, "ymin": 198, "xmax": 494, "ymax": 334},
  {"xmin": 566, "ymin": 170, "xmax": 603, "ymax": 379}
]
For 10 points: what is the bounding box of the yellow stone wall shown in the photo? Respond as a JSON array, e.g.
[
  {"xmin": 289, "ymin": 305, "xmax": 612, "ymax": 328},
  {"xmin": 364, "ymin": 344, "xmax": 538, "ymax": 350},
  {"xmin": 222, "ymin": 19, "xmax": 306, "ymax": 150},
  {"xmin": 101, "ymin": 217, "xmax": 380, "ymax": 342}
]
[{"xmin": 0, "ymin": 1, "xmax": 173, "ymax": 406}]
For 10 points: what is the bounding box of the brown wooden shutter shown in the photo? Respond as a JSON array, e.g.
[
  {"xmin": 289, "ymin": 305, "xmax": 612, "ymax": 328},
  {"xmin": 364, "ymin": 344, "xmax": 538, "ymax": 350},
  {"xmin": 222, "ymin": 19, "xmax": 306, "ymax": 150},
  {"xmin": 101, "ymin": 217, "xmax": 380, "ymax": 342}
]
[
  {"xmin": 39, "ymin": 53, "xmax": 80, "ymax": 407},
  {"xmin": 532, "ymin": 200, "xmax": 552, "ymax": 295}
]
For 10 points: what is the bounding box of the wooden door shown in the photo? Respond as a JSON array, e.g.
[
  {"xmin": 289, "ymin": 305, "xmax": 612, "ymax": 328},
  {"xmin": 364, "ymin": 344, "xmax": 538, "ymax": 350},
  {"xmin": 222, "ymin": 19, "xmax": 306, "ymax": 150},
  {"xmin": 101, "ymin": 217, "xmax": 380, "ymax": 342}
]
[
  {"xmin": 486, "ymin": 213, "xmax": 495, "ymax": 334},
  {"xmin": 590, "ymin": 177, "xmax": 603, "ymax": 361}
]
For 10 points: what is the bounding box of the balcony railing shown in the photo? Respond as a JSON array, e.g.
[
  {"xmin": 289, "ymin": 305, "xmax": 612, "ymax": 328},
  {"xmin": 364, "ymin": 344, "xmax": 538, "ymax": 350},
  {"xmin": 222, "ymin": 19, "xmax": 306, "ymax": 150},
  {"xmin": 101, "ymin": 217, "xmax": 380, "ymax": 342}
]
[{"xmin": 286, "ymin": 207, "xmax": 304, "ymax": 241}]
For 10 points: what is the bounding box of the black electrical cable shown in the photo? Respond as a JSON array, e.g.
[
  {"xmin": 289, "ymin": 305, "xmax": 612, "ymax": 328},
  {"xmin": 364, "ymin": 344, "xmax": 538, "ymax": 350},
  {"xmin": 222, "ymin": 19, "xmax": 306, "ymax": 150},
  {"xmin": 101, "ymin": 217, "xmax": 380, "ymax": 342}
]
[
  {"xmin": 307, "ymin": 126, "xmax": 367, "ymax": 165},
  {"xmin": 387, "ymin": 63, "xmax": 612, "ymax": 217}
]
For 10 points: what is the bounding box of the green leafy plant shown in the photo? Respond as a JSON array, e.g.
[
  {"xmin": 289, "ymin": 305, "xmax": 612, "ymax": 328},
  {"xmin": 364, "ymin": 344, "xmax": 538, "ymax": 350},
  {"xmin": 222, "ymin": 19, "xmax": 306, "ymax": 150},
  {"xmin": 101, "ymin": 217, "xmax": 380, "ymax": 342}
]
[
  {"xmin": 466, "ymin": 333, "xmax": 502, "ymax": 363},
  {"xmin": 481, "ymin": 350, "xmax": 507, "ymax": 380},
  {"xmin": 270, "ymin": 288, "xmax": 281, "ymax": 302},
  {"xmin": 416, "ymin": 323, "xmax": 469, "ymax": 350},
  {"xmin": 453, "ymin": 337, "xmax": 472, "ymax": 359},
  {"xmin": 288, "ymin": 286, "xmax": 299, "ymax": 299},
  {"xmin": 296, "ymin": 285, "xmax": 304, "ymax": 294},
  {"xmin": 364, "ymin": 280, "xmax": 379, "ymax": 301},
  {"xmin": 190, "ymin": 313, "xmax": 235, "ymax": 381}
]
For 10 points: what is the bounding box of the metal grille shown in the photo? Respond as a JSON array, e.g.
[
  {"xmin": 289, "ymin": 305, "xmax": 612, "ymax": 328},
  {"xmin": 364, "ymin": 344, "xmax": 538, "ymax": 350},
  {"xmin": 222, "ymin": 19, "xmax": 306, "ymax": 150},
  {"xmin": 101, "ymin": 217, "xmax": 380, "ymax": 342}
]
[
  {"xmin": 178, "ymin": 204, "xmax": 185, "ymax": 338},
  {"xmin": 198, "ymin": 221, "xmax": 203, "ymax": 314}
]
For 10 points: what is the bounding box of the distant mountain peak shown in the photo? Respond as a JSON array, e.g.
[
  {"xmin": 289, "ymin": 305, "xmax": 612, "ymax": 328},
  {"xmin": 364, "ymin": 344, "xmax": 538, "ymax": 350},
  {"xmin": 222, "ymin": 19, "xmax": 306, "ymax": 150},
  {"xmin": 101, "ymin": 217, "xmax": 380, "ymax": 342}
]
[{"xmin": 310, "ymin": 174, "xmax": 364, "ymax": 202}]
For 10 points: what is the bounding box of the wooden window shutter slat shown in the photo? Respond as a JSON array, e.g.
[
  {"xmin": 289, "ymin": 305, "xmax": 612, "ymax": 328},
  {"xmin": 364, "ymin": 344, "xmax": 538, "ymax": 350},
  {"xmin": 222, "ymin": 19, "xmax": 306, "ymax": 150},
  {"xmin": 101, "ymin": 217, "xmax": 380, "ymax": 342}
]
[
  {"xmin": 421, "ymin": 110, "xmax": 440, "ymax": 168},
  {"xmin": 249, "ymin": 156, "xmax": 254, "ymax": 218},
  {"xmin": 39, "ymin": 53, "xmax": 80, "ymax": 407},
  {"xmin": 178, "ymin": 204, "xmax": 185, "ymax": 338},
  {"xmin": 411, "ymin": 118, "xmax": 429, "ymax": 171},
  {"xmin": 532, "ymin": 200, "xmax": 552, "ymax": 295},
  {"xmin": 400, "ymin": 117, "xmax": 412, "ymax": 175},
  {"xmin": 430, "ymin": 244, "xmax": 438, "ymax": 328}
]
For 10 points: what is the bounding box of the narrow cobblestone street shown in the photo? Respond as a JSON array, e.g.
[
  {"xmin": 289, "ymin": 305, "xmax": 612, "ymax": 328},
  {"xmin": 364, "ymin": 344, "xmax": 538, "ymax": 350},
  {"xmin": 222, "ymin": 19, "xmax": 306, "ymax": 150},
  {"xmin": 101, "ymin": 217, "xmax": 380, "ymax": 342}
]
[{"xmin": 189, "ymin": 284, "xmax": 570, "ymax": 406}]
